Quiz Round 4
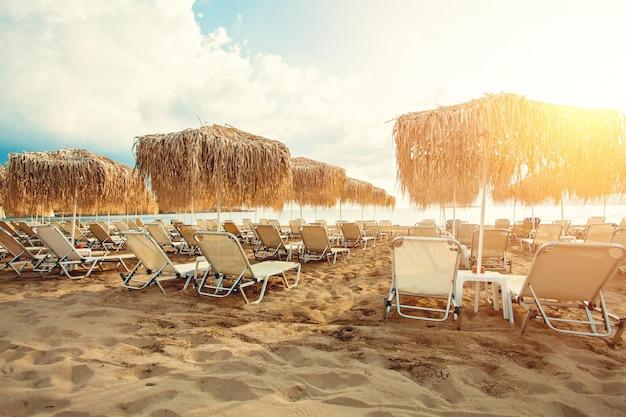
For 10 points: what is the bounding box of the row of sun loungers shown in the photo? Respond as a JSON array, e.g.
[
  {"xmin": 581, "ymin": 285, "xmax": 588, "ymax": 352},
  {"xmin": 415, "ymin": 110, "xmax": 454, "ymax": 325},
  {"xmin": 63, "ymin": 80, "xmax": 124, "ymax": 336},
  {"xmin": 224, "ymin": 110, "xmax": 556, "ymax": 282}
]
[{"xmin": 1, "ymin": 218, "xmax": 624, "ymax": 344}]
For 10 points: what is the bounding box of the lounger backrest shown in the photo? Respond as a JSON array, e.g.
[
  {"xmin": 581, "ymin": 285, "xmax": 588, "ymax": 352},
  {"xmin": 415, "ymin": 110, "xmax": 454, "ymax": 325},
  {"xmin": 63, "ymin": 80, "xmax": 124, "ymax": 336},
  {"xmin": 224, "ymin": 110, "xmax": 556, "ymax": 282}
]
[
  {"xmin": 471, "ymin": 228, "xmax": 508, "ymax": 258},
  {"xmin": 299, "ymin": 225, "xmax": 330, "ymax": 253},
  {"xmin": 494, "ymin": 219, "xmax": 510, "ymax": 229},
  {"xmin": 177, "ymin": 225, "xmax": 198, "ymax": 246},
  {"xmin": 408, "ymin": 226, "xmax": 440, "ymax": 237},
  {"xmin": 35, "ymin": 224, "xmax": 83, "ymax": 261},
  {"xmin": 222, "ymin": 221, "xmax": 241, "ymax": 237},
  {"xmin": 455, "ymin": 223, "xmax": 479, "ymax": 246},
  {"xmin": 114, "ymin": 221, "xmax": 130, "ymax": 232},
  {"xmin": 254, "ymin": 224, "xmax": 284, "ymax": 249},
  {"xmin": 146, "ymin": 223, "xmax": 170, "ymax": 245},
  {"xmin": 121, "ymin": 232, "xmax": 177, "ymax": 275},
  {"xmin": 585, "ymin": 223, "xmax": 616, "ymax": 243},
  {"xmin": 88, "ymin": 223, "xmax": 111, "ymax": 243},
  {"xmin": 194, "ymin": 232, "xmax": 254, "ymax": 279},
  {"xmin": 339, "ymin": 222, "xmax": 361, "ymax": 240},
  {"xmin": 519, "ymin": 242, "xmax": 625, "ymax": 301},
  {"xmin": 533, "ymin": 224, "xmax": 563, "ymax": 246},
  {"xmin": 0, "ymin": 227, "xmax": 34, "ymax": 258},
  {"xmin": 391, "ymin": 236, "xmax": 461, "ymax": 296}
]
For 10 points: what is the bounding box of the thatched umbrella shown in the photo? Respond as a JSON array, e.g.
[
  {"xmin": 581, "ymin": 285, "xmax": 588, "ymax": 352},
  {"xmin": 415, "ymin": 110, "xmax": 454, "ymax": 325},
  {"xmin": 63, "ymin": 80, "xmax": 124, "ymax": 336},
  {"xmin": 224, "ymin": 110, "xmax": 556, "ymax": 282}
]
[
  {"xmin": 5, "ymin": 148, "xmax": 139, "ymax": 243},
  {"xmin": 290, "ymin": 156, "xmax": 346, "ymax": 219},
  {"xmin": 394, "ymin": 92, "xmax": 626, "ymax": 271},
  {"xmin": 134, "ymin": 124, "xmax": 293, "ymax": 227}
]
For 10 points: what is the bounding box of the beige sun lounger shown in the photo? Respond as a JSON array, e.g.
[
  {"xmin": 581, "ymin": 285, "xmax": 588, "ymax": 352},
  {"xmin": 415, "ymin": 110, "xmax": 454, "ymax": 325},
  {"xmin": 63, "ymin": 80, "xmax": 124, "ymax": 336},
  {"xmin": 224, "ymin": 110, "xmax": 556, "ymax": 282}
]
[
  {"xmin": 194, "ymin": 231, "xmax": 301, "ymax": 304},
  {"xmin": 253, "ymin": 224, "xmax": 302, "ymax": 261},
  {"xmin": 120, "ymin": 231, "xmax": 209, "ymax": 292},
  {"xmin": 146, "ymin": 223, "xmax": 185, "ymax": 253},
  {"xmin": 88, "ymin": 222, "xmax": 125, "ymax": 252},
  {"xmin": 384, "ymin": 236, "xmax": 463, "ymax": 328},
  {"xmin": 339, "ymin": 222, "xmax": 376, "ymax": 249},
  {"xmin": 299, "ymin": 224, "xmax": 349, "ymax": 264},
  {"xmin": 519, "ymin": 224, "xmax": 563, "ymax": 253},
  {"xmin": 0, "ymin": 227, "xmax": 50, "ymax": 275},
  {"xmin": 35, "ymin": 224, "xmax": 135, "ymax": 279},
  {"xmin": 506, "ymin": 242, "xmax": 626, "ymax": 345}
]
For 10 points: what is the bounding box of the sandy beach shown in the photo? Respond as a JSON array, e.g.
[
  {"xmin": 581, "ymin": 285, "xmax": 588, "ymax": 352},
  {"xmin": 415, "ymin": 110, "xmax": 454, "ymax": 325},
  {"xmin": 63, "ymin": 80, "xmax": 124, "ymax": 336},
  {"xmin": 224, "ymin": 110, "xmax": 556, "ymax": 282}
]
[{"xmin": 1, "ymin": 226, "xmax": 625, "ymax": 417}]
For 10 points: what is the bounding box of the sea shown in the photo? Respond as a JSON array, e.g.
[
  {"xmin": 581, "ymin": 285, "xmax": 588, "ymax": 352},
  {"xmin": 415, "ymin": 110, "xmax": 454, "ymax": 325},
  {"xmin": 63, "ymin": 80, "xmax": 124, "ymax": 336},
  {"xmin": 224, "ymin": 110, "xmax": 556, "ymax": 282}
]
[{"xmin": 14, "ymin": 202, "xmax": 626, "ymax": 228}]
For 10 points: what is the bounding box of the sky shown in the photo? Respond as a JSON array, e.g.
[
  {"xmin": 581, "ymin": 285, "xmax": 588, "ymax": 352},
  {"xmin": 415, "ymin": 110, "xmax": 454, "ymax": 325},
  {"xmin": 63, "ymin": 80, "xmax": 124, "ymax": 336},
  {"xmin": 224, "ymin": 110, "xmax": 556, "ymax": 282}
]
[{"xmin": 2, "ymin": 0, "xmax": 626, "ymax": 208}]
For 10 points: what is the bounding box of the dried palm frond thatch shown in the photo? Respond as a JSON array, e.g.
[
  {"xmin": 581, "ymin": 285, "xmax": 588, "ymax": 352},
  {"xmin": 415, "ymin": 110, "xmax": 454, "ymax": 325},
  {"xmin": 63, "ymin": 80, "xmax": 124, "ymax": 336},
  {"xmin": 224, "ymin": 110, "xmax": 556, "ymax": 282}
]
[
  {"xmin": 5, "ymin": 148, "xmax": 136, "ymax": 217},
  {"xmin": 342, "ymin": 177, "xmax": 375, "ymax": 207},
  {"xmin": 134, "ymin": 124, "xmax": 293, "ymax": 213},
  {"xmin": 394, "ymin": 92, "xmax": 626, "ymax": 208},
  {"xmin": 290, "ymin": 157, "xmax": 346, "ymax": 208}
]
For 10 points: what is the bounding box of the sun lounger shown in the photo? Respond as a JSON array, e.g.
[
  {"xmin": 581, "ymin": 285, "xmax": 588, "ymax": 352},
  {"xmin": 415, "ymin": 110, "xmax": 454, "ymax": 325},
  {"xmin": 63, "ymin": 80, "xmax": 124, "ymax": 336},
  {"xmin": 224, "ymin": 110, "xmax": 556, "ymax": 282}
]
[
  {"xmin": 0, "ymin": 227, "xmax": 50, "ymax": 275},
  {"xmin": 120, "ymin": 231, "xmax": 209, "ymax": 292},
  {"xmin": 299, "ymin": 225, "xmax": 349, "ymax": 264},
  {"xmin": 506, "ymin": 242, "xmax": 626, "ymax": 344},
  {"xmin": 35, "ymin": 224, "xmax": 135, "ymax": 279},
  {"xmin": 88, "ymin": 222, "xmax": 125, "ymax": 252},
  {"xmin": 253, "ymin": 224, "xmax": 302, "ymax": 261},
  {"xmin": 146, "ymin": 223, "xmax": 185, "ymax": 253},
  {"xmin": 384, "ymin": 236, "xmax": 463, "ymax": 328},
  {"xmin": 339, "ymin": 222, "xmax": 376, "ymax": 249},
  {"xmin": 194, "ymin": 231, "xmax": 301, "ymax": 304}
]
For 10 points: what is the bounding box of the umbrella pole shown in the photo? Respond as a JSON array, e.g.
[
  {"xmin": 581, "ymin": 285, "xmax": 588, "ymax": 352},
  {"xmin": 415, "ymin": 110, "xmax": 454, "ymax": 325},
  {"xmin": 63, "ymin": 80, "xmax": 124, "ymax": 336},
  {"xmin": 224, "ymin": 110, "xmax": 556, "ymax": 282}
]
[
  {"xmin": 476, "ymin": 133, "xmax": 489, "ymax": 275},
  {"xmin": 71, "ymin": 192, "xmax": 77, "ymax": 246}
]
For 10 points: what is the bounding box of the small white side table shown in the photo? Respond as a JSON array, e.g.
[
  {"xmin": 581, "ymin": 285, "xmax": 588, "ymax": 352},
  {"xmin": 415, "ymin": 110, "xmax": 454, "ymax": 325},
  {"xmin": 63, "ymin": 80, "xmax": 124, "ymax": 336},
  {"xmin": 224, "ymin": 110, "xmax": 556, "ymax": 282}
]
[{"xmin": 455, "ymin": 270, "xmax": 509, "ymax": 321}]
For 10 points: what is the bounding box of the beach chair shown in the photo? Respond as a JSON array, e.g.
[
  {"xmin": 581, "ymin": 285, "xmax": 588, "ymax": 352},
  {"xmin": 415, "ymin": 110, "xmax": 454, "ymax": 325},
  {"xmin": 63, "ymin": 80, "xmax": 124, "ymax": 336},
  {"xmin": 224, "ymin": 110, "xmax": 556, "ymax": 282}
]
[
  {"xmin": 253, "ymin": 224, "xmax": 302, "ymax": 261},
  {"xmin": 407, "ymin": 226, "xmax": 441, "ymax": 237},
  {"xmin": 289, "ymin": 219, "xmax": 305, "ymax": 239},
  {"xmin": 113, "ymin": 221, "xmax": 131, "ymax": 233},
  {"xmin": 16, "ymin": 221, "xmax": 41, "ymax": 246},
  {"xmin": 384, "ymin": 236, "xmax": 463, "ymax": 327},
  {"xmin": 494, "ymin": 218, "xmax": 510, "ymax": 230},
  {"xmin": 469, "ymin": 228, "xmax": 511, "ymax": 272},
  {"xmin": 363, "ymin": 220, "xmax": 384, "ymax": 240},
  {"xmin": 551, "ymin": 220, "xmax": 572, "ymax": 238},
  {"xmin": 222, "ymin": 220, "xmax": 251, "ymax": 244},
  {"xmin": 0, "ymin": 227, "xmax": 51, "ymax": 275},
  {"xmin": 175, "ymin": 224, "xmax": 200, "ymax": 255},
  {"xmin": 509, "ymin": 221, "xmax": 533, "ymax": 246},
  {"xmin": 455, "ymin": 223, "xmax": 479, "ymax": 247},
  {"xmin": 379, "ymin": 220, "xmax": 394, "ymax": 238},
  {"xmin": 339, "ymin": 222, "xmax": 376, "ymax": 249},
  {"xmin": 519, "ymin": 224, "xmax": 563, "ymax": 253},
  {"xmin": 583, "ymin": 223, "xmax": 616, "ymax": 243},
  {"xmin": 88, "ymin": 222, "xmax": 125, "ymax": 252},
  {"xmin": 299, "ymin": 225, "xmax": 349, "ymax": 264},
  {"xmin": 193, "ymin": 231, "xmax": 301, "ymax": 304},
  {"xmin": 0, "ymin": 220, "xmax": 27, "ymax": 243},
  {"xmin": 146, "ymin": 223, "xmax": 185, "ymax": 253},
  {"xmin": 35, "ymin": 224, "xmax": 135, "ymax": 279},
  {"xmin": 506, "ymin": 242, "xmax": 626, "ymax": 344},
  {"xmin": 571, "ymin": 216, "xmax": 605, "ymax": 238},
  {"xmin": 120, "ymin": 231, "xmax": 209, "ymax": 292}
]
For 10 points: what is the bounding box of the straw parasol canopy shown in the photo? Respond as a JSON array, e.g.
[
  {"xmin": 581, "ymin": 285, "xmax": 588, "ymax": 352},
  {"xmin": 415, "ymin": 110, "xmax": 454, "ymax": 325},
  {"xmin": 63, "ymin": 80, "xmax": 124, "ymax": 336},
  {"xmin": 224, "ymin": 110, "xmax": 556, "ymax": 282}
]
[
  {"xmin": 290, "ymin": 157, "xmax": 347, "ymax": 208},
  {"xmin": 134, "ymin": 124, "xmax": 293, "ymax": 221},
  {"xmin": 342, "ymin": 177, "xmax": 375, "ymax": 207},
  {"xmin": 394, "ymin": 92, "xmax": 626, "ymax": 209},
  {"xmin": 5, "ymin": 148, "xmax": 137, "ymax": 217},
  {"xmin": 393, "ymin": 92, "xmax": 626, "ymax": 269}
]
